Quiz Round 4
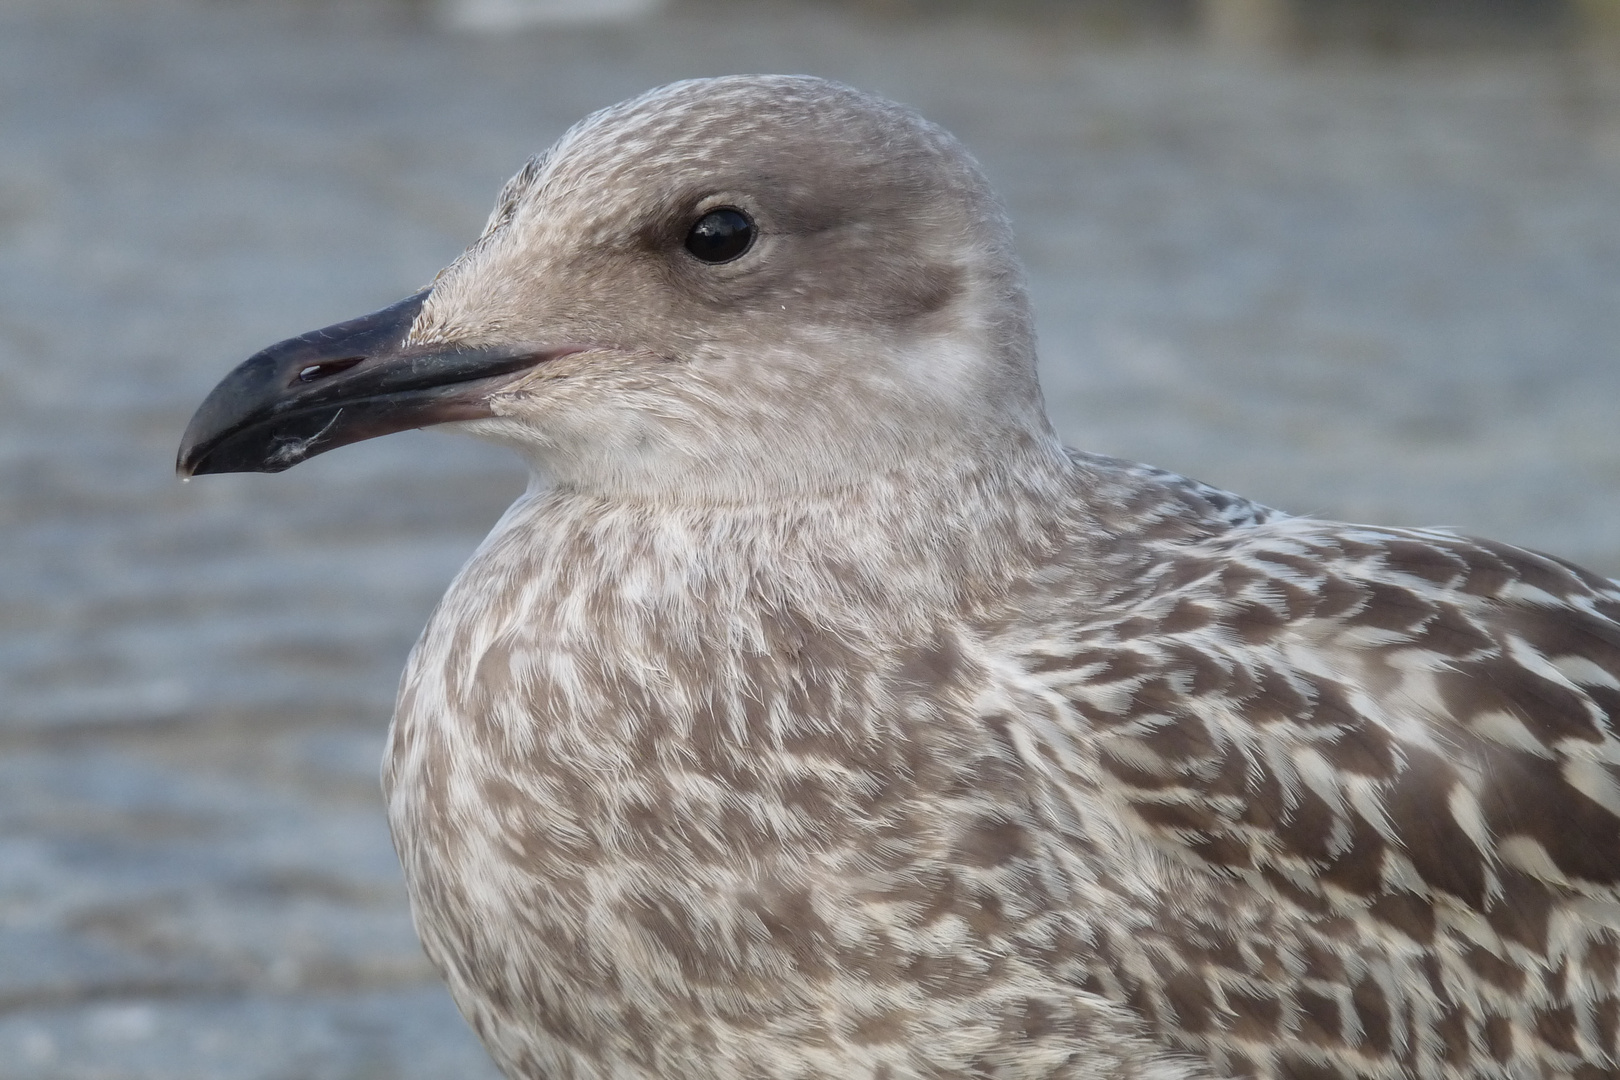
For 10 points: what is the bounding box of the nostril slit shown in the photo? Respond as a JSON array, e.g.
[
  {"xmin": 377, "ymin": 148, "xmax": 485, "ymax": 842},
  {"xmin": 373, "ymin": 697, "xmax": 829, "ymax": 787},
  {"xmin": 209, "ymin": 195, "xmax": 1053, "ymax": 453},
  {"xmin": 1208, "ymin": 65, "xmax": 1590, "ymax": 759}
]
[{"xmin": 295, "ymin": 356, "xmax": 365, "ymax": 385}]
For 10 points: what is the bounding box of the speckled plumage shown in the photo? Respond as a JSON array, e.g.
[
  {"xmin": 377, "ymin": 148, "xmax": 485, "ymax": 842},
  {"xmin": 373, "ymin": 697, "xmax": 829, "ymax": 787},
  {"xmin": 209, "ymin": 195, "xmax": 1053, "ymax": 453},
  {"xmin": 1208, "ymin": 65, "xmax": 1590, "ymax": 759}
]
[{"xmin": 365, "ymin": 77, "xmax": 1620, "ymax": 1079}]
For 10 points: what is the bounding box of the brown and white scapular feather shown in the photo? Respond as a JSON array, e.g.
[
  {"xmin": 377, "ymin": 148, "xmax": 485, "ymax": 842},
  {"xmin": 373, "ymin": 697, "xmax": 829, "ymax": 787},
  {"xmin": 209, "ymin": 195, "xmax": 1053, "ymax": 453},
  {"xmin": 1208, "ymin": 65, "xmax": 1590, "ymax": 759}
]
[{"xmin": 198, "ymin": 77, "xmax": 1620, "ymax": 1079}]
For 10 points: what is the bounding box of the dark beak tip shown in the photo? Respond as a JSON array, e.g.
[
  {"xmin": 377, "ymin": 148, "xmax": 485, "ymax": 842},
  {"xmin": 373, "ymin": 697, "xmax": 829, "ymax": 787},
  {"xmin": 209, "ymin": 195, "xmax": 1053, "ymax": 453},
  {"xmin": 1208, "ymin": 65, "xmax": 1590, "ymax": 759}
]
[
  {"xmin": 175, "ymin": 290, "xmax": 433, "ymax": 477},
  {"xmin": 175, "ymin": 449, "xmax": 213, "ymax": 479},
  {"xmin": 174, "ymin": 406, "xmax": 233, "ymax": 478},
  {"xmin": 175, "ymin": 429, "xmax": 203, "ymax": 478}
]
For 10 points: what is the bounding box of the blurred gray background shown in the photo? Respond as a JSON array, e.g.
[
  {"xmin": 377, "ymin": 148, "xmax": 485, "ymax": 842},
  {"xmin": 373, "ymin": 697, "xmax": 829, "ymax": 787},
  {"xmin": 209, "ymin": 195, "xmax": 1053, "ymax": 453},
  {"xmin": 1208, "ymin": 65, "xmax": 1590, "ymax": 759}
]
[{"xmin": 3, "ymin": 0, "xmax": 1619, "ymax": 1076}]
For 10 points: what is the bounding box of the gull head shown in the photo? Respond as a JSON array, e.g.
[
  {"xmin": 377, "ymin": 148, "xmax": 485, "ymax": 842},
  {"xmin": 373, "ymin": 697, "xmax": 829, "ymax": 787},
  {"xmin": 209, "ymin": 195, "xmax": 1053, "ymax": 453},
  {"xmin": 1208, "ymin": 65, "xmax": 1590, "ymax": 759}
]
[{"xmin": 177, "ymin": 75, "xmax": 1051, "ymax": 499}]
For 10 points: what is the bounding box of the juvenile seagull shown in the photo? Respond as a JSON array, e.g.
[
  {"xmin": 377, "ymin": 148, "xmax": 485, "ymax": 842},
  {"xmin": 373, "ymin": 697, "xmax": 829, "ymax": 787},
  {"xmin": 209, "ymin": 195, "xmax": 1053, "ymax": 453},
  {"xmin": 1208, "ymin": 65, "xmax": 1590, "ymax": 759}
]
[{"xmin": 178, "ymin": 76, "xmax": 1620, "ymax": 1080}]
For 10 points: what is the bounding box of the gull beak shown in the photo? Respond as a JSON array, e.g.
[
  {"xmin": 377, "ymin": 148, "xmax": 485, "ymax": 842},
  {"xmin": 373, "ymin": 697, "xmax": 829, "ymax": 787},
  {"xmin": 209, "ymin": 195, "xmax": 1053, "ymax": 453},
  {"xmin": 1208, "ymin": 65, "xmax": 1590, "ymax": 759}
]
[{"xmin": 176, "ymin": 290, "xmax": 552, "ymax": 476}]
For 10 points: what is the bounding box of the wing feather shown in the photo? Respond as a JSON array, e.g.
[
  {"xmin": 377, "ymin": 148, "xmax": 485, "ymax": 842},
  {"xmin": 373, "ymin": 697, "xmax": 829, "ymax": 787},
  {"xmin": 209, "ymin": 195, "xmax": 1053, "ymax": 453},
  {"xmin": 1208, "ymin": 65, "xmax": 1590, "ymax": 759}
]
[{"xmin": 1017, "ymin": 518, "xmax": 1620, "ymax": 1077}]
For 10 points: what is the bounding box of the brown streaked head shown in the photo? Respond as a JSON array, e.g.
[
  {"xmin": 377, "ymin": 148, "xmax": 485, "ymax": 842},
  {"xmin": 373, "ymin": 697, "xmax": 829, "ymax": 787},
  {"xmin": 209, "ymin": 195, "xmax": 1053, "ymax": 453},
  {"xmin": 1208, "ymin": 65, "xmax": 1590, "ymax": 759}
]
[{"xmin": 177, "ymin": 75, "xmax": 1051, "ymax": 496}]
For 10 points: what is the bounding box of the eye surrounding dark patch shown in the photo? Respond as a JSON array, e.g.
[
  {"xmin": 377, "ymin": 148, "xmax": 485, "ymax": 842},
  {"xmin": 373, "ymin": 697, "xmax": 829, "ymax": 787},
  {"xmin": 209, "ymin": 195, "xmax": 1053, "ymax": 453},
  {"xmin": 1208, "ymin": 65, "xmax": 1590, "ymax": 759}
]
[{"xmin": 684, "ymin": 208, "xmax": 755, "ymax": 263}]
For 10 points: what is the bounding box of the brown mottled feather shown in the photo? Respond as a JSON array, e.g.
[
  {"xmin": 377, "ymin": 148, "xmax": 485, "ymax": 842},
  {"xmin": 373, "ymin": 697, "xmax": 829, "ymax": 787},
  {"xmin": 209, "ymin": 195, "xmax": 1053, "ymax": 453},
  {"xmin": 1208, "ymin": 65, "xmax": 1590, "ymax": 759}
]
[
  {"xmin": 353, "ymin": 77, "xmax": 1620, "ymax": 1079},
  {"xmin": 1020, "ymin": 516, "xmax": 1620, "ymax": 1078}
]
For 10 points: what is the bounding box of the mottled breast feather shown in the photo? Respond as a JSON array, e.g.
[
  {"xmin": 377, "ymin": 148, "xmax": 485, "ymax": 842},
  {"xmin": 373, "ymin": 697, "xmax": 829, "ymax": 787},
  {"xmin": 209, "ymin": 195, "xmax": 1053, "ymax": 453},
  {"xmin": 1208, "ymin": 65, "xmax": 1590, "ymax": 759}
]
[{"xmin": 386, "ymin": 460, "xmax": 1221, "ymax": 1080}]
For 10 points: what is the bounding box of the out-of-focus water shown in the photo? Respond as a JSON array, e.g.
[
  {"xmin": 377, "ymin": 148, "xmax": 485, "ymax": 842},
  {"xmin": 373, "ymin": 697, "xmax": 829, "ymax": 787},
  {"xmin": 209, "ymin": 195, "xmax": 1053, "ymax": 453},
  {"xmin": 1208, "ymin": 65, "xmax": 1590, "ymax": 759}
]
[{"xmin": 1, "ymin": 1, "xmax": 1618, "ymax": 1075}]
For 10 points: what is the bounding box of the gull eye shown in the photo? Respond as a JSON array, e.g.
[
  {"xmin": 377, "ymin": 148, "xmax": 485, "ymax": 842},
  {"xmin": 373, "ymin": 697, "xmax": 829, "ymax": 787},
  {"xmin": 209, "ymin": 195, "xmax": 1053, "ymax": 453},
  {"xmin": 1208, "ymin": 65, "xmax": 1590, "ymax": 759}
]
[{"xmin": 684, "ymin": 208, "xmax": 755, "ymax": 263}]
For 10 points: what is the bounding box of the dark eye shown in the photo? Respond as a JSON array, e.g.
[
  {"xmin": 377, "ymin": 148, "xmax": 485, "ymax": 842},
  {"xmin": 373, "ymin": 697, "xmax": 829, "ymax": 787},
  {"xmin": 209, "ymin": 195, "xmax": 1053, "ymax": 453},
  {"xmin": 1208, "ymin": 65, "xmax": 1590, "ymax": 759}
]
[{"xmin": 683, "ymin": 208, "xmax": 755, "ymax": 263}]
